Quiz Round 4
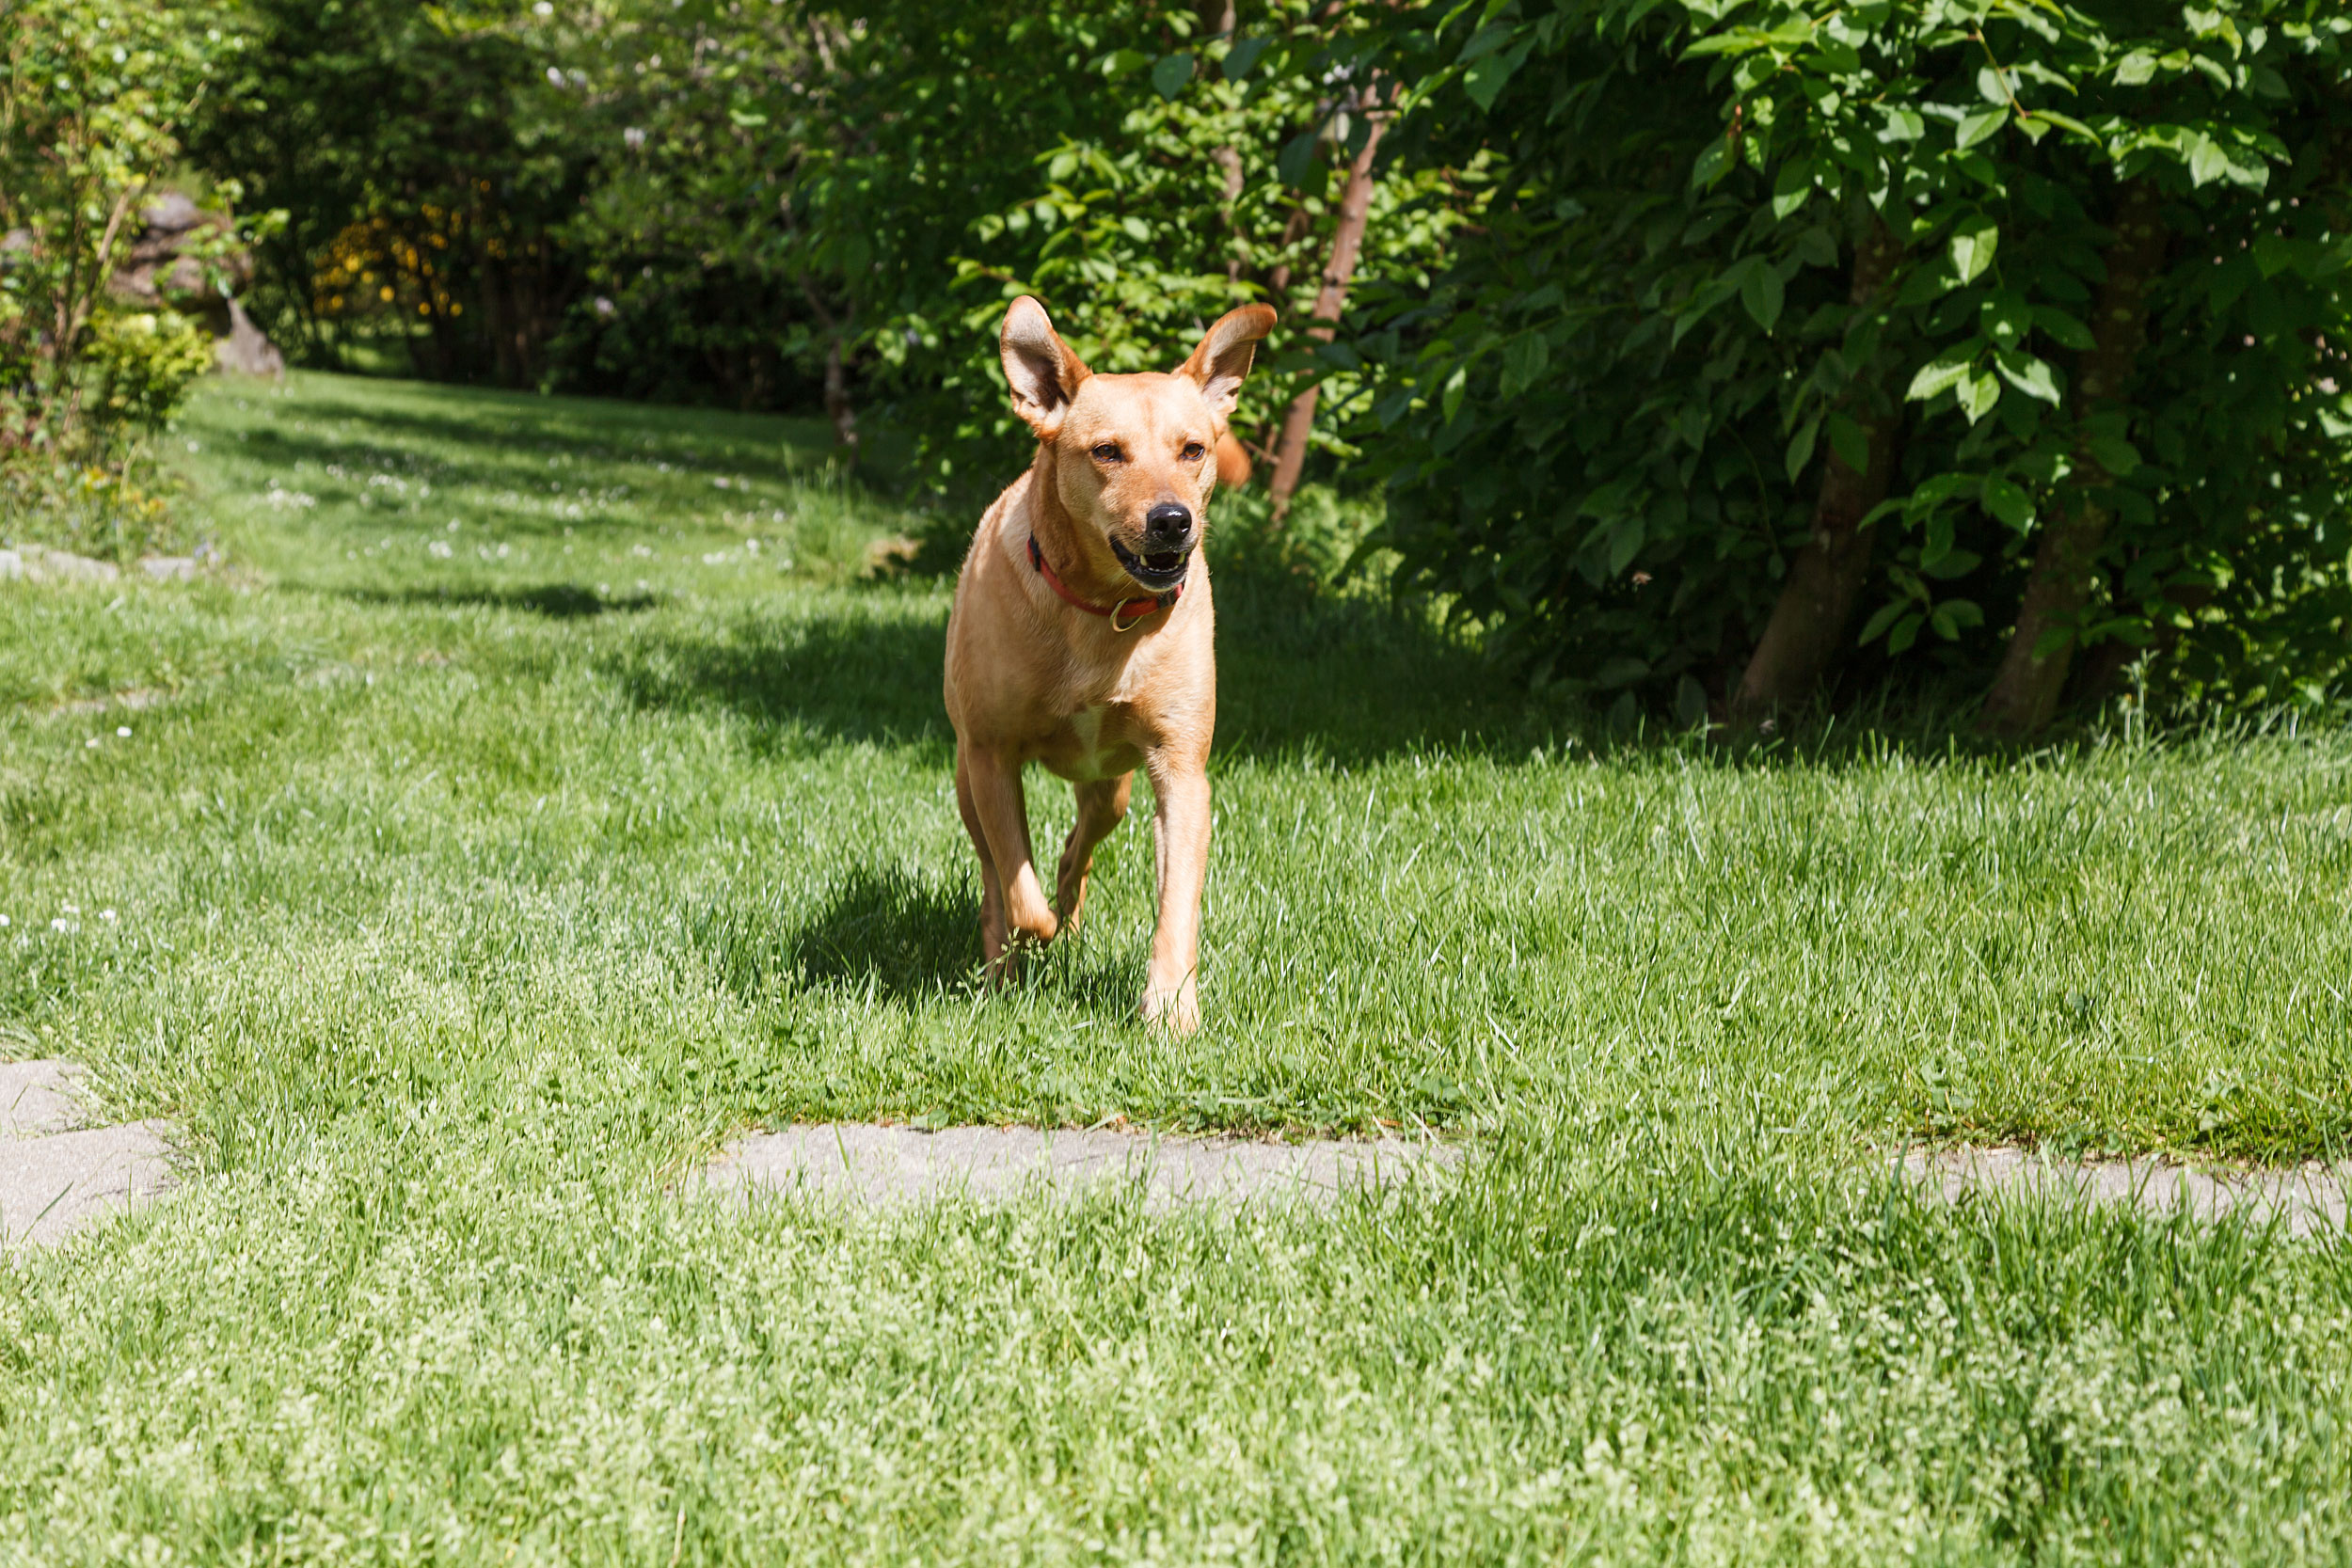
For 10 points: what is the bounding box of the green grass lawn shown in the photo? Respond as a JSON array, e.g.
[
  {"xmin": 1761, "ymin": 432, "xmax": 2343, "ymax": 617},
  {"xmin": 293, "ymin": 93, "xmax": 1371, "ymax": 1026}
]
[{"xmin": 2, "ymin": 372, "xmax": 2349, "ymax": 1563}]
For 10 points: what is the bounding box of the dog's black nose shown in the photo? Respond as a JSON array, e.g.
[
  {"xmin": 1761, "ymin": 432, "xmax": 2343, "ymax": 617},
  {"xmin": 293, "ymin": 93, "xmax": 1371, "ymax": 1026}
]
[{"xmin": 1144, "ymin": 502, "xmax": 1194, "ymax": 546}]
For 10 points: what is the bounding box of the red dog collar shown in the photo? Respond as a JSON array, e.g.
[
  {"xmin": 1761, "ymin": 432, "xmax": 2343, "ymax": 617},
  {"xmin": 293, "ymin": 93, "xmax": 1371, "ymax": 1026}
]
[{"xmin": 1027, "ymin": 536, "xmax": 1182, "ymax": 632}]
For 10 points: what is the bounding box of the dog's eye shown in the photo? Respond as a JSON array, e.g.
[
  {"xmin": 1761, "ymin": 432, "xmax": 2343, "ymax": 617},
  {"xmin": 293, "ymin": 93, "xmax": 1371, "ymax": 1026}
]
[
  {"xmin": 1182, "ymin": 441, "xmax": 1207, "ymax": 462},
  {"xmin": 1090, "ymin": 443, "xmax": 1122, "ymax": 463}
]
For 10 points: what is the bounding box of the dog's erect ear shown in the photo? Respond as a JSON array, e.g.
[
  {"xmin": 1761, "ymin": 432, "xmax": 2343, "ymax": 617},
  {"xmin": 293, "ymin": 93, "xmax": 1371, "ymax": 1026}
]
[
  {"xmin": 1001, "ymin": 296, "xmax": 1091, "ymax": 438},
  {"xmin": 1177, "ymin": 304, "xmax": 1278, "ymax": 427}
]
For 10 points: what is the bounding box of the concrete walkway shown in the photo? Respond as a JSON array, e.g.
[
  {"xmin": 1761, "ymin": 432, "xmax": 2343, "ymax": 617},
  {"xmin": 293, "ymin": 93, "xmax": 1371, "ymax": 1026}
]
[
  {"xmin": 706, "ymin": 1122, "xmax": 1462, "ymax": 1212},
  {"xmin": 1, "ymin": 1060, "xmax": 173, "ymax": 1249},
  {"xmin": 1904, "ymin": 1146, "xmax": 2350, "ymax": 1237}
]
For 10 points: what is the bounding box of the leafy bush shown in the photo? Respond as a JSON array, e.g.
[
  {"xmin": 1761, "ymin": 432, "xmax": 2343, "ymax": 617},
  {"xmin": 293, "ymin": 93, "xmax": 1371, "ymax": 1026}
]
[
  {"xmin": 182, "ymin": 0, "xmax": 2352, "ymax": 729},
  {"xmin": 86, "ymin": 310, "xmax": 216, "ymax": 429},
  {"xmin": 1362, "ymin": 0, "xmax": 2352, "ymax": 728},
  {"xmin": 0, "ymin": 0, "xmax": 251, "ymax": 561}
]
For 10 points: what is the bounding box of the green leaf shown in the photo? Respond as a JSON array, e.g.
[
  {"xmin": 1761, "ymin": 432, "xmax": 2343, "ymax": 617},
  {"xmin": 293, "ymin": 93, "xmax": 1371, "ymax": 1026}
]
[
  {"xmin": 1499, "ymin": 333, "xmax": 1549, "ymax": 397},
  {"xmin": 1887, "ymin": 611, "xmax": 1924, "ymax": 655},
  {"xmin": 1922, "ymin": 552, "xmax": 1982, "ymax": 581},
  {"xmin": 1828, "ymin": 412, "xmax": 1870, "ymax": 470},
  {"xmin": 1858, "ymin": 599, "xmax": 1906, "ymax": 645},
  {"xmin": 1596, "ymin": 655, "xmax": 1649, "ymax": 689},
  {"xmin": 1607, "ymin": 516, "xmax": 1646, "ymax": 577},
  {"xmin": 1772, "ymin": 158, "xmax": 1814, "ymax": 220},
  {"xmin": 1741, "ymin": 261, "xmax": 1785, "ymax": 333},
  {"xmin": 1905, "ymin": 351, "xmax": 1977, "ymax": 403},
  {"xmin": 1455, "ymin": 22, "xmax": 1518, "ymax": 63},
  {"xmin": 2087, "ymin": 432, "xmax": 2141, "ymax": 478},
  {"xmin": 1221, "ymin": 37, "xmax": 1269, "ymax": 81},
  {"xmin": 1979, "ymin": 291, "xmax": 2031, "ymax": 350},
  {"xmin": 1954, "ymin": 108, "xmax": 2007, "ymax": 150},
  {"xmin": 1936, "ymin": 597, "xmax": 1986, "ymax": 629},
  {"xmin": 1958, "ymin": 370, "xmax": 2002, "ymax": 423},
  {"xmin": 1465, "ymin": 40, "xmax": 1534, "ymax": 111},
  {"xmin": 1277, "ymin": 130, "xmax": 1319, "ymax": 188},
  {"xmin": 2031, "ymin": 305, "xmax": 2095, "ymax": 351},
  {"xmin": 1440, "ymin": 364, "xmax": 1468, "ymax": 424},
  {"xmin": 1948, "ymin": 217, "xmax": 1998, "ymax": 284},
  {"xmin": 2187, "ymin": 133, "xmax": 2229, "ymax": 187},
  {"xmin": 2030, "ymin": 109, "xmax": 2097, "ymax": 143},
  {"xmin": 1675, "ymin": 675, "xmax": 1709, "ymax": 731},
  {"xmin": 1102, "ymin": 49, "xmax": 1151, "ymax": 78},
  {"xmin": 1980, "ymin": 475, "xmax": 2035, "ymax": 530},
  {"xmin": 1785, "ymin": 412, "xmax": 1820, "ymax": 481},
  {"xmin": 1150, "ymin": 53, "xmax": 1194, "ymax": 101},
  {"xmin": 1994, "ymin": 349, "xmax": 2060, "ymax": 404},
  {"xmin": 1691, "ymin": 138, "xmax": 1731, "ymax": 189},
  {"xmin": 1880, "ymin": 107, "xmax": 1925, "ymax": 143}
]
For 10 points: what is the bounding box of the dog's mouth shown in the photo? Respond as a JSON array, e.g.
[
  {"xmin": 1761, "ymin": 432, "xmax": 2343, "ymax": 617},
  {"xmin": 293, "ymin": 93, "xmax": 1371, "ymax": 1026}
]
[{"xmin": 1107, "ymin": 534, "xmax": 1192, "ymax": 591}]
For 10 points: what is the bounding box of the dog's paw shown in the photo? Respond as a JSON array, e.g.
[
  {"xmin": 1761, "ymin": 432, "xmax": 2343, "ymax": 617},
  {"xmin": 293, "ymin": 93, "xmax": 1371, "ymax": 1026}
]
[
  {"xmin": 1007, "ymin": 910, "xmax": 1059, "ymax": 950},
  {"xmin": 1138, "ymin": 975, "xmax": 1200, "ymax": 1036}
]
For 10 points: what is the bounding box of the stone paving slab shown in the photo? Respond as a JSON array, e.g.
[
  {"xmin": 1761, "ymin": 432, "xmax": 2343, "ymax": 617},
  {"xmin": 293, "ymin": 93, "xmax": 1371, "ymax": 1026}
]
[
  {"xmin": 1905, "ymin": 1146, "xmax": 2350, "ymax": 1237},
  {"xmin": 1, "ymin": 1059, "xmax": 87, "ymax": 1139},
  {"xmin": 1, "ymin": 1059, "xmax": 175, "ymax": 1249},
  {"xmin": 707, "ymin": 1123, "xmax": 1462, "ymax": 1212}
]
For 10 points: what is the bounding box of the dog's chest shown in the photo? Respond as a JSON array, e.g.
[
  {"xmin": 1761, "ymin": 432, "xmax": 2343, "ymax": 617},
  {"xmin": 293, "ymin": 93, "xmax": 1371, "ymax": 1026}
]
[{"xmin": 1041, "ymin": 703, "xmax": 1141, "ymax": 784}]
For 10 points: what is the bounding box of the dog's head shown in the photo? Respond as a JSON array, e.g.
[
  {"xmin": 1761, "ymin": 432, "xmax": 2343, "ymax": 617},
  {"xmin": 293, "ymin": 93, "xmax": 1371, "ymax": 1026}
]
[{"xmin": 1000, "ymin": 296, "xmax": 1277, "ymax": 594}]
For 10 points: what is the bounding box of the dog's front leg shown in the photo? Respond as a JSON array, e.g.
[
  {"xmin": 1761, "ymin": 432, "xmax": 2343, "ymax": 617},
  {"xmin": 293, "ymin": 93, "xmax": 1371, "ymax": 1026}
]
[
  {"xmin": 962, "ymin": 741, "xmax": 1058, "ymax": 973},
  {"xmin": 1141, "ymin": 752, "xmax": 1210, "ymax": 1035}
]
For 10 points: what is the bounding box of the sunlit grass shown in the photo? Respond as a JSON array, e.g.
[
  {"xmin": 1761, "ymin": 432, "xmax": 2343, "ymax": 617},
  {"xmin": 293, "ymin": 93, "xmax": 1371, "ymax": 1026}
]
[{"xmin": 0, "ymin": 372, "xmax": 2346, "ymax": 1562}]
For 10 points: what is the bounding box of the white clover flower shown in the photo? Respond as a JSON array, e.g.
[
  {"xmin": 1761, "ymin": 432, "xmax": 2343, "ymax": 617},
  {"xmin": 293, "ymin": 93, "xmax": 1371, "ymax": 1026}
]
[
  {"xmin": 100, "ymin": 910, "xmax": 118, "ymax": 923},
  {"xmin": 86, "ymin": 736, "xmax": 100, "ymax": 749},
  {"xmin": 0, "ymin": 914, "xmax": 11, "ymax": 927},
  {"xmin": 116, "ymin": 725, "xmax": 131, "ymax": 738}
]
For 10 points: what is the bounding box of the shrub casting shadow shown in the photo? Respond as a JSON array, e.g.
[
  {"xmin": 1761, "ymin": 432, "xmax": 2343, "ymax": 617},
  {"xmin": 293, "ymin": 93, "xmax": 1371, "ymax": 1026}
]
[
  {"xmin": 616, "ymin": 569, "xmax": 1548, "ymax": 764},
  {"xmin": 344, "ymin": 583, "xmax": 660, "ymax": 619},
  {"xmin": 612, "ymin": 610, "xmax": 954, "ymax": 750}
]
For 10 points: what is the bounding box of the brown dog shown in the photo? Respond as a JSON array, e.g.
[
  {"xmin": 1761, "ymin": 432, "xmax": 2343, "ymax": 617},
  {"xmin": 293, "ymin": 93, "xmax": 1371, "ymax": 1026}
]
[{"xmin": 943, "ymin": 296, "xmax": 1277, "ymax": 1034}]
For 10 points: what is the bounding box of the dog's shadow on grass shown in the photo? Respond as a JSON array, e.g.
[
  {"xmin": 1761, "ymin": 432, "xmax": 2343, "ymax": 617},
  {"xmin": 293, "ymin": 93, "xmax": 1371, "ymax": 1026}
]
[
  {"xmin": 699, "ymin": 864, "xmax": 980, "ymax": 1005},
  {"xmin": 612, "ymin": 610, "xmax": 954, "ymax": 752},
  {"xmin": 701, "ymin": 863, "xmax": 1151, "ymax": 1016}
]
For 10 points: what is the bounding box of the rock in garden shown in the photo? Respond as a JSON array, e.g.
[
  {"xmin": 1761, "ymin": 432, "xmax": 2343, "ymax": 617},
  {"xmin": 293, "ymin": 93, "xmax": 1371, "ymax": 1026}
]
[
  {"xmin": 1, "ymin": 546, "xmax": 120, "ymax": 585},
  {"xmin": 0, "ymin": 1060, "xmax": 174, "ymax": 1249}
]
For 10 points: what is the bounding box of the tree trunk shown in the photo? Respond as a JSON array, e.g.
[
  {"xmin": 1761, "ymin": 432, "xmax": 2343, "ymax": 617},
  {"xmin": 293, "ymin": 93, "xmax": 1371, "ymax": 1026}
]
[
  {"xmin": 823, "ymin": 334, "xmax": 860, "ymax": 455},
  {"xmin": 1201, "ymin": 0, "xmax": 1243, "ymax": 278},
  {"xmin": 1266, "ymin": 98, "xmax": 1384, "ymax": 522},
  {"xmin": 1979, "ymin": 179, "xmax": 2169, "ymax": 736},
  {"xmin": 1729, "ymin": 220, "xmax": 1904, "ymax": 728}
]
